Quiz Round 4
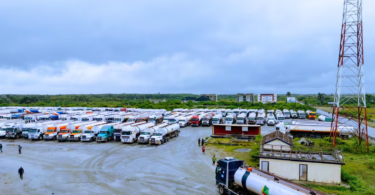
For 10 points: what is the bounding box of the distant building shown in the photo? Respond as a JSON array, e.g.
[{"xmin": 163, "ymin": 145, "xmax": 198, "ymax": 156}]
[
  {"xmin": 149, "ymin": 98, "xmax": 166, "ymax": 103},
  {"xmin": 258, "ymin": 94, "xmax": 277, "ymax": 103},
  {"xmin": 259, "ymin": 131, "xmax": 344, "ymax": 184},
  {"xmin": 287, "ymin": 97, "xmax": 296, "ymax": 103},
  {"xmin": 200, "ymin": 94, "xmax": 217, "ymax": 102},
  {"xmin": 236, "ymin": 93, "xmax": 255, "ymax": 103},
  {"xmin": 181, "ymin": 97, "xmax": 197, "ymax": 103}
]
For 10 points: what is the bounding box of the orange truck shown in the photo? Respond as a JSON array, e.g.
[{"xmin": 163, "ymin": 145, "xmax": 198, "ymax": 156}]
[
  {"xmin": 57, "ymin": 122, "xmax": 93, "ymax": 142},
  {"xmin": 43, "ymin": 123, "xmax": 70, "ymax": 140},
  {"xmin": 308, "ymin": 111, "xmax": 316, "ymax": 120}
]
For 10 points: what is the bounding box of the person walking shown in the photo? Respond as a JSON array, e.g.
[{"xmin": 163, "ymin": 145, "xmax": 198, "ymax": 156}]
[
  {"xmin": 201, "ymin": 138, "xmax": 204, "ymax": 146},
  {"xmin": 198, "ymin": 138, "xmax": 201, "ymax": 147},
  {"xmin": 0, "ymin": 143, "xmax": 3, "ymax": 153},
  {"xmin": 18, "ymin": 145, "xmax": 22, "ymax": 154},
  {"xmin": 18, "ymin": 167, "xmax": 24, "ymax": 180},
  {"xmin": 202, "ymin": 146, "xmax": 205, "ymax": 155},
  {"xmin": 212, "ymin": 155, "xmax": 216, "ymax": 165}
]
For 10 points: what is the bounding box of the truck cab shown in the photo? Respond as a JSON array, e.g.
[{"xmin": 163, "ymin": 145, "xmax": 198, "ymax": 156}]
[
  {"xmin": 96, "ymin": 125, "xmax": 114, "ymax": 142},
  {"xmin": 224, "ymin": 114, "xmax": 236, "ymax": 124},
  {"xmin": 68, "ymin": 129, "xmax": 83, "ymax": 141},
  {"xmin": 178, "ymin": 117, "xmax": 188, "ymax": 127},
  {"xmin": 168, "ymin": 117, "xmax": 178, "ymax": 124},
  {"xmin": 236, "ymin": 113, "xmax": 246, "ymax": 124},
  {"xmin": 22, "ymin": 123, "xmax": 36, "ymax": 138},
  {"xmin": 308, "ymin": 112, "xmax": 316, "ymax": 120},
  {"xmin": 215, "ymin": 157, "xmax": 244, "ymax": 194},
  {"xmin": 4, "ymin": 123, "xmax": 23, "ymax": 139},
  {"xmin": 57, "ymin": 129, "xmax": 73, "ymax": 142},
  {"xmin": 212, "ymin": 114, "xmax": 223, "ymax": 125},
  {"xmin": 191, "ymin": 115, "xmax": 201, "ymax": 127}
]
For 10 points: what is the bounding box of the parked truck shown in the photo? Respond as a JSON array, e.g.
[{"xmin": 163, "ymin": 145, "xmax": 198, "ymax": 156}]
[
  {"xmin": 121, "ymin": 122, "xmax": 154, "ymax": 144},
  {"xmin": 43, "ymin": 123, "xmax": 70, "ymax": 140},
  {"xmin": 138, "ymin": 123, "xmax": 169, "ymax": 144},
  {"xmin": 255, "ymin": 112, "xmax": 266, "ymax": 126},
  {"xmin": 96, "ymin": 125, "xmax": 115, "ymax": 143},
  {"xmin": 290, "ymin": 110, "xmax": 298, "ymax": 118},
  {"xmin": 178, "ymin": 116, "xmax": 189, "ymax": 127},
  {"xmin": 283, "ymin": 109, "xmax": 290, "ymax": 119},
  {"xmin": 149, "ymin": 123, "xmax": 180, "ymax": 145},
  {"xmin": 212, "ymin": 114, "xmax": 223, "ymax": 125},
  {"xmin": 191, "ymin": 114, "xmax": 203, "ymax": 127},
  {"xmin": 247, "ymin": 112, "xmax": 257, "ymax": 124},
  {"xmin": 81, "ymin": 123, "xmax": 109, "ymax": 142},
  {"xmin": 113, "ymin": 122, "xmax": 135, "ymax": 141},
  {"xmin": 57, "ymin": 122, "xmax": 91, "ymax": 142},
  {"xmin": 224, "ymin": 114, "xmax": 236, "ymax": 125},
  {"xmin": 236, "ymin": 113, "xmax": 247, "ymax": 124},
  {"xmin": 298, "ymin": 110, "xmax": 306, "ymax": 119},
  {"xmin": 276, "ymin": 113, "xmax": 285, "ymax": 124},
  {"xmin": 22, "ymin": 123, "xmax": 37, "ymax": 138},
  {"xmin": 28, "ymin": 123, "xmax": 56, "ymax": 140},
  {"xmin": 201, "ymin": 114, "xmax": 213, "ymax": 126},
  {"xmin": 215, "ymin": 157, "xmax": 310, "ymax": 195},
  {"xmin": 147, "ymin": 114, "xmax": 164, "ymax": 124},
  {"xmin": 3, "ymin": 123, "xmax": 23, "ymax": 139}
]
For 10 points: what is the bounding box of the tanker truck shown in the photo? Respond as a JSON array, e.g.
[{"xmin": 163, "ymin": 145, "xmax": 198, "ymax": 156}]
[
  {"xmin": 121, "ymin": 122, "xmax": 153, "ymax": 144},
  {"xmin": 138, "ymin": 123, "xmax": 169, "ymax": 144},
  {"xmin": 3, "ymin": 123, "xmax": 23, "ymax": 139},
  {"xmin": 113, "ymin": 122, "xmax": 135, "ymax": 141},
  {"xmin": 149, "ymin": 123, "xmax": 180, "ymax": 145},
  {"xmin": 216, "ymin": 157, "xmax": 318, "ymax": 195},
  {"xmin": 43, "ymin": 123, "xmax": 70, "ymax": 140},
  {"xmin": 81, "ymin": 123, "xmax": 109, "ymax": 142}
]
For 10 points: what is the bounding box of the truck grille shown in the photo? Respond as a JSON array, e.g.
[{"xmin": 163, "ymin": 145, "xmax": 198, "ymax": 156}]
[
  {"xmin": 82, "ymin": 135, "xmax": 86, "ymax": 140},
  {"xmin": 97, "ymin": 137, "xmax": 102, "ymax": 141},
  {"xmin": 151, "ymin": 138, "xmax": 155, "ymax": 143},
  {"xmin": 140, "ymin": 137, "xmax": 144, "ymax": 141},
  {"xmin": 70, "ymin": 135, "xmax": 74, "ymax": 138},
  {"xmin": 58, "ymin": 135, "xmax": 62, "ymax": 139},
  {"xmin": 44, "ymin": 134, "xmax": 48, "ymax": 137}
]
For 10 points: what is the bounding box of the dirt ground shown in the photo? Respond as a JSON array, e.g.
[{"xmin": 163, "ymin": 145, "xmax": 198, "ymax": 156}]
[{"xmin": 0, "ymin": 126, "xmax": 217, "ymax": 195}]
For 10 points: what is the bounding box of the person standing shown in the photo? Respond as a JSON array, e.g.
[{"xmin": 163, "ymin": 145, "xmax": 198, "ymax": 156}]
[
  {"xmin": 201, "ymin": 138, "xmax": 204, "ymax": 146},
  {"xmin": 212, "ymin": 155, "xmax": 216, "ymax": 166},
  {"xmin": 202, "ymin": 146, "xmax": 205, "ymax": 155},
  {"xmin": 18, "ymin": 145, "xmax": 22, "ymax": 154},
  {"xmin": 0, "ymin": 143, "xmax": 2, "ymax": 153},
  {"xmin": 18, "ymin": 167, "xmax": 24, "ymax": 180},
  {"xmin": 198, "ymin": 138, "xmax": 201, "ymax": 147}
]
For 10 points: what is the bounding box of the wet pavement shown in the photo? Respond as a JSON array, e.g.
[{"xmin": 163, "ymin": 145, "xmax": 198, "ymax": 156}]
[{"xmin": 0, "ymin": 126, "xmax": 217, "ymax": 195}]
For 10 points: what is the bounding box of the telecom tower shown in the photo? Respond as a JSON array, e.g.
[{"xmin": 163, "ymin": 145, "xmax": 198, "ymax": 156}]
[{"xmin": 330, "ymin": 0, "xmax": 368, "ymax": 151}]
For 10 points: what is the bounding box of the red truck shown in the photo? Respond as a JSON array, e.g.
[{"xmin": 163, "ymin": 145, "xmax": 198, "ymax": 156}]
[{"xmin": 191, "ymin": 115, "xmax": 202, "ymax": 127}]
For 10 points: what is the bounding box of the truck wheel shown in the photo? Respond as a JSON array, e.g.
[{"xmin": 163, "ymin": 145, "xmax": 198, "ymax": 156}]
[{"xmin": 218, "ymin": 185, "xmax": 225, "ymax": 195}]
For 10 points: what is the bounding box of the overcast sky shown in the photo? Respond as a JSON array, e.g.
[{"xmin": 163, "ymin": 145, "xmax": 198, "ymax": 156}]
[{"xmin": 0, "ymin": 0, "xmax": 374, "ymax": 95}]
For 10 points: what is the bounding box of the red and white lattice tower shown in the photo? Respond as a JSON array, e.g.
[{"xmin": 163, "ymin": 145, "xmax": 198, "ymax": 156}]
[{"xmin": 330, "ymin": 0, "xmax": 369, "ymax": 151}]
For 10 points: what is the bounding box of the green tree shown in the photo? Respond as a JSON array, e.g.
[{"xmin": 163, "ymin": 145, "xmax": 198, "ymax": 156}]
[
  {"xmin": 286, "ymin": 92, "xmax": 291, "ymax": 97},
  {"xmin": 317, "ymin": 93, "xmax": 325, "ymax": 105}
]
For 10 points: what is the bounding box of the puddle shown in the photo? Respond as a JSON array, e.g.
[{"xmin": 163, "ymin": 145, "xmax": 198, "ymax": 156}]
[{"xmin": 234, "ymin": 148, "xmax": 251, "ymax": 153}]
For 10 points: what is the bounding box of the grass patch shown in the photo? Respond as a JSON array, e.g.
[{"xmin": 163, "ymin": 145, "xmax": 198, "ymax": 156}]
[
  {"xmin": 205, "ymin": 135, "xmax": 262, "ymax": 168},
  {"xmin": 294, "ymin": 137, "xmax": 375, "ymax": 195}
]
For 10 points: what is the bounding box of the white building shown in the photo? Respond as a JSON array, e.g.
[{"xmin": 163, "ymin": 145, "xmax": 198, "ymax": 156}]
[
  {"xmin": 236, "ymin": 93, "xmax": 255, "ymax": 103},
  {"xmin": 258, "ymin": 94, "xmax": 277, "ymax": 103},
  {"xmin": 259, "ymin": 131, "xmax": 344, "ymax": 184}
]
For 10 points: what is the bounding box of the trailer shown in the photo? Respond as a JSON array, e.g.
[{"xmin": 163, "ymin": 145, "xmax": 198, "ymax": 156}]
[
  {"xmin": 149, "ymin": 123, "xmax": 180, "ymax": 145},
  {"xmin": 215, "ymin": 157, "xmax": 318, "ymax": 195},
  {"xmin": 286, "ymin": 121, "xmax": 353, "ymax": 139}
]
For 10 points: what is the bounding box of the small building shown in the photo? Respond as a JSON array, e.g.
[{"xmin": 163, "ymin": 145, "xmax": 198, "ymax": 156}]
[
  {"xmin": 236, "ymin": 93, "xmax": 255, "ymax": 103},
  {"xmin": 200, "ymin": 94, "xmax": 218, "ymax": 102},
  {"xmin": 149, "ymin": 98, "xmax": 166, "ymax": 104},
  {"xmin": 181, "ymin": 97, "xmax": 197, "ymax": 103},
  {"xmin": 258, "ymin": 94, "xmax": 277, "ymax": 103},
  {"xmin": 211, "ymin": 124, "xmax": 260, "ymax": 138},
  {"xmin": 287, "ymin": 97, "xmax": 297, "ymax": 103},
  {"xmin": 259, "ymin": 131, "xmax": 344, "ymax": 184}
]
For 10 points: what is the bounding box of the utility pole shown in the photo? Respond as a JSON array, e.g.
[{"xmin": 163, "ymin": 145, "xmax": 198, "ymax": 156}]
[{"xmin": 330, "ymin": 0, "xmax": 369, "ymax": 151}]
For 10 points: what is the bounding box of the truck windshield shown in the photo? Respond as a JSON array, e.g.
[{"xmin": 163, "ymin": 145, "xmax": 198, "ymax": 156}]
[
  {"xmin": 127, "ymin": 119, "xmax": 134, "ymax": 122},
  {"xmin": 256, "ymin": 117, "xmax": 263, "ymax": 120},
  {"xmin": 84, "ymin": 131, "xmax": 93, "ymax": 133},
  {"xmin": 82, "ymin": 118, "xmax": 89, "ymax": 121},
  {"xmin": 248, "ymin": 117, "xmax": 255, "ymax": 120},
  {"xmin": 152, "ymin": 133, "xmax": 162, "ymax": 136},
  {"xmin": 225, "ymin": 118, "xmax": 232, "ymax": 121},
  {"xmin": 114, "ymin": 118, "xmax": 121, "ymax": 121},
  {"xmin": 278, "ymin": 117, "xmax": 285, "ymax": 120},
  {"xmin": 136, "ymin": 119, "xmax": 143, "ymax": 122},
  {"xmin": 122, "ymin": 131, "xmax": 131, "ymax": 135},
  {"xmin": 95, "ymin": 118, "xmax": 103, "ymax": 121},
  {"xmin": 237, "ymin": 117, "xmax": 243, "ymax": 120},
  {"xmin": 47, "ymin": 130, "xmax": 55, "ymax": 132},
  {"xmin": 141, "ymin": 132, "xmax": 150, "ymax": 135},
  {"xmin": 61, "ymin": 118, "xmax": 67, "ymax": 121},
  {"xmin": 23, "ymin": 128, "xmax": 30, "ymax": 132},
  {"xmin": 99, "ymin": 131, "xmax": 107, "ymax": 134},
  {"xmin": 29, "ymin": 129, "xmax": 37, "ymax": 133},
  {"xmin": 284, "ymin": 112, "xmax": 290, "ymax": 115},
  {"xmin": 73, "ymin": 130, "xmax": 81, "ymax": 133},
  {"xmin": 114, "ymin": 129, "xmax": 121, "ymax": 133},
  {"xmin": 179, "ymin": 120, "xmax": 185, "ymax": 122},
  {"xmin": 60, "ymin": 130, "xmax": 69, "ymax": 133},
  {"xmin": 191, "ymin": 118, "xmax": 199, "ymax": 121},
  {"xmin": 310, "ymin": 113, "xmax": 316, "ymax": 116},
  {"xmin": 212, "ymin": 118, "xmax": 219, "ymax": 121},
  {"xmin": 169, "ymin": 119, "xmax": 176, "ymax": 123},
  {"xmin": 72, "ymin": 118, "xmax": 79, "ymax": 121}
]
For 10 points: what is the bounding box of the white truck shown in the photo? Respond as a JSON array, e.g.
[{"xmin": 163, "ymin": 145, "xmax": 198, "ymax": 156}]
[
  {"xmin": 138, "ymin": 123, "xmax": 169, "ymax": 144},
  {"xmin": 147, "ymin": 114, "xmax": 164, "ymax": 124},
  {"xmin": 168, "ymin": 116, "xmax": 178, "ymax": 124},
  {"xmin": 283, "ymin": 109, "xmax": 290, "ymax": 119},
  {"xmin": 224, "ymin": 114, "xmax": 236, "ymax": 124},
  {"xmin": 298, "ymin": 110, "xmax": 306, "ymax": 119},
  {"xmin": 3, "ymin": 123, "xmax": 23, "ymax": 139},
  {"xmin": 22, "ymin": 123, "xmax": 37, "ymax": 138},
  {"xmin": 81, "ymin": 123, "xmax": 109, "ymax": 142},
  {"xmin": 212, "ymin": 114, "xmax": 223, "ymax": 125},
  {"xmin": 178, "ymin": 116, "xmax": 189, "ymax": 127},
  {"xmin": 266, "ymin": 113, "xmax": 276, "ymax": 126},
  {"xmin": 290, "ymin": 110, "xmax": 298, "ymax": 118},
  {"xmin": 28, "ymin": 123, "xmax": 56, "ymax": 140},
  {"xmin": 127, "ymin": 115, "xmax": 138, "ymax": 123},
  {"xmin": 276, "ymin": 113, "xmax": 285, "ymax": 123},
  {"xmin": 43, "ymin": 123, "xmax": 71, "ymax": 140},
  {"xmin": 113, "ymin": 122, "xmax": 135, "ymax": 141},
  {"xmin": 59, "ymin": 114, "xmax": 72, "ymax": 121},
  {"xmin": 201, "ymin": 114, "xmax": 213, "ymax": 126},
  {"xmin": 247, "ymin": 112, "xmax": 257, "ymax": 124},
  {"xmin": 121, "ymin": 122, "xmax": 154, "ymax": 144},
  {"xmin": 255, "ymin": 112, "xmax": 266, "ymax": 125},
  {"xmin": 149, "ymin": 123, "xmax": 180, "ymax": 145},
  {"xmin": 236, "ymin": 113, "xmax": 247, "ymax": 124}
]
